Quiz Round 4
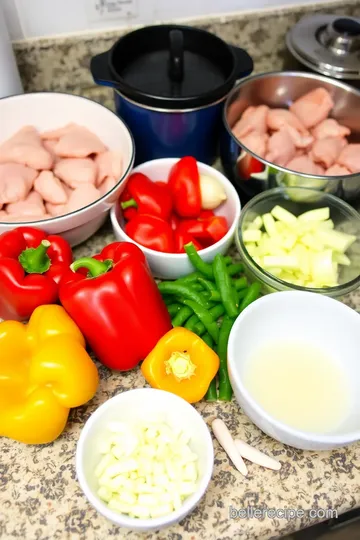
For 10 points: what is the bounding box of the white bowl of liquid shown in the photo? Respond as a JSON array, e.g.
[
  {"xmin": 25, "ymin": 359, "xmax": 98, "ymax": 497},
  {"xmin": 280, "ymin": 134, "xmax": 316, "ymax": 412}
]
[{"xmin": 227, "ymin": 291, "xmax": 360, "ymax": 450}]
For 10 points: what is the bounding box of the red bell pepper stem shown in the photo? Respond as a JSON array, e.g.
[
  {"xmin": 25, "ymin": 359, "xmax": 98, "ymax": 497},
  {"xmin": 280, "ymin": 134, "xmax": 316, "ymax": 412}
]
[
  {"xmin": 71, "ymin": 257, "xmax": 113, "ymax": 278},
  {"xmin": 18, "ymin": 240, "xmax": 51, "ymax": 274},
  {"xmin": 121, "ymin": 199, "xmax": 137, "ymax": 210}
]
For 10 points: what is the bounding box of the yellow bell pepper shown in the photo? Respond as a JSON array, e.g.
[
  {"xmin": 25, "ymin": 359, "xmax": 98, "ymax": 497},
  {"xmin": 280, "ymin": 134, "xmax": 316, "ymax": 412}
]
[
  {"xmin": 141, "ymin": 327, "xmax": 219, "ymax": 403},
  {"xmin": 0, "ymin": 304, "xmax": 99, "ymax": 444}
]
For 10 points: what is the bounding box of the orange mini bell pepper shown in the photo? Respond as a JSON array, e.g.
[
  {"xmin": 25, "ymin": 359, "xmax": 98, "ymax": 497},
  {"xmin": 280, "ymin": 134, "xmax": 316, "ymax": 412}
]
[
  {"xmin": 141, "ymin": 327, "xmax": 219, "ymax": 403},
  {"xmin": 0, "ymin": 304, "xmax": 99, "ymax": 444}
]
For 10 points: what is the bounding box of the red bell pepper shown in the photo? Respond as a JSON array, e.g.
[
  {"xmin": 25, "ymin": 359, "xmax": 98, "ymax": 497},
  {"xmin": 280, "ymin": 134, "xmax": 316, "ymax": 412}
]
[
  {"xmin": 177, "ymin": 219, "xmax": 209, "ymax": 240},
  {"xmin": 199, "ymin": 210, "xmax": 215, "ymax": 220},
  {"xmin": 169, "ymin": 213, "xmax": 181, "ymax": 231},
  {"xmin": 174, "ymin": 228, "xmax": 203, "ymax": 253},
  {"xmin": 0, "ymin": 227, "xmax": 73, "ymax": 321},
  {"xmin": 125, "ymin": 214, "xmax": 175, "ymax": 253},
  {"xmin": 237, "ymin": 153, "xmax": 265, "ymax": 180},
  {"xmin": 120, "ymin": 173, "xmax": 172, "ymax": 221},
  {"xmin": 59, "ymin": 242, "xmax": 172, "ymax": 371},
  {"xmin": 168, "ymin": 157, "xmax": 201, "ymax": 218},
  {"xmin": 119, "ymin": 186, "xmax": 137, "ymax": 221},
  {"xmin": 205, "ymin": 216, "xmax": 229, "ymax": 242}
]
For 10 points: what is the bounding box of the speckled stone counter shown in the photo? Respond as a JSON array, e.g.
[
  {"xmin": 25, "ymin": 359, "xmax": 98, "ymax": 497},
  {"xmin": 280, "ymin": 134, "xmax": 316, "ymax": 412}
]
[{"xmin": 1, "ymin": 219, "xmax": 360, "ymax": 540}]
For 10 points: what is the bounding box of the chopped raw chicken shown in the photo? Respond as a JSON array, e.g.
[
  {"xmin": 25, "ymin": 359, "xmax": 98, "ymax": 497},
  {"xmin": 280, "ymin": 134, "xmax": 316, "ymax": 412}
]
[
  {"xmin": 267, "ymin": 109, "xmax": 308, "ymax": 134},
  {"xmin": 99, "ymin": 176, "xmax": 116, "ymax": 196},
  {"xmin": 314, "ymin": 164, "xmax": 325, "ymax": 175},
  {"xmin": 286, "ymin": 155, "xmax": 319, "ymax": 175},
  {"xmin": 265, "ymin": 129, "xmax": 296, "ymax": 167},
  {"xmin": 34, "ymin": 170, "xmax": 68, "ymax": 204},
  {"xmin": 95, "ymin": 151, "xmax": 122, "ymax": 186},
  {"xmin": 290, "ymin": 88, "xmax": 334, "ymax": 129},
  {"xmin": 285, "ymin": 125, "xmax": 314, "ymax": 149},
  {"xmin": 7, "ymin": 200, "xmax": 46, "ymax": 217},
  {"xmin": 0, "ymin": 163, "xmax": 37, "ymax": 204},
  {"xmin": 0, "ymin": 126, "xmax": 53, "ymax": 170},
  {"xmin": 66, "ymin": 185, "xmax": 101, "ymax": 212},
  {"xmin": 336, "ymin": 144, "xmax": 360, "ymax": 173},
  {"xmin": 54, "ymin": 158, "xmax": 97, "ymax": 187},
  {"xmin": 48, "ymin": 124, "xmax": 106, "ymax": 158},
  {"xmin": 310, "ymin": 137, "xmax": 347, "ymax": 169},
  {"xmin": 241, "ymin": 132, "xmax": 269, "ymax": 159},
  {"xmin": 45, "ymin": 201, "xmax": 68, "ymax": 217},
  {"xmin": 232, "ymin": 105, "xmax": 269, "ymax": 138},
  {"xmin": 312, "ymin": 118, "xmax": 351, "ymax": 140},
  {"xmin": 326, "ymin": 164, "xmax": 352, "ymax": 176},
  {"xmin": 0, "ymin": 210, "xmax": 7, "ymax": 220}
]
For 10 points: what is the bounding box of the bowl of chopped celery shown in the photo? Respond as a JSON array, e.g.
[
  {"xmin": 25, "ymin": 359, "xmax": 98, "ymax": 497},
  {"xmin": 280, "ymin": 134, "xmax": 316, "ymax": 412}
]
[
  {"xmin": 76, "ymin": 388, "xmax": 214, "ymax": 531},
  {"xmin": 235, "ymin": 187, "xmax": 360, "ymax": 298}
]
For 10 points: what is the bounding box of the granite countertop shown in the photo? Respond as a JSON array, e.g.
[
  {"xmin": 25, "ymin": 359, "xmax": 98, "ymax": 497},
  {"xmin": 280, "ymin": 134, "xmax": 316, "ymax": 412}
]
[{"xmin": 1, "ymin": 218, "xmax": 360, "ymax": 540}]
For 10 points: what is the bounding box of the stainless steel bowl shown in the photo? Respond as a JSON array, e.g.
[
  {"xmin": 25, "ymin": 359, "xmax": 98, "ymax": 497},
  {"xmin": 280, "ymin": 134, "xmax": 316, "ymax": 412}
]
[{"xmin": 220, "ymin": 71, "xmax": 360, "ymax": 209}]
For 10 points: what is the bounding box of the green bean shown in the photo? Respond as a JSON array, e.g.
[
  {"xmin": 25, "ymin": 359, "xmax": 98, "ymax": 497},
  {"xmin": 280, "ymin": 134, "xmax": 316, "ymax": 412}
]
[
  {"xmin": 176, "ymin": 271, "xmax": 202, "ymax": 284},
  {"xmin": 202, "ymin": 333, "xmax": 214, "ymax": 349},
  {"xmin": 239, "ymin": 282, "xmax": 261, "ymax": 313},
  {"xmin": 234, "ymin": 276, "xmax": 248, "ymax": 290},
  {"xmin": 171, "ymin": 306, "xmax": 193, "ymax": 327},
  {"xmin": 209, "ymin": 290, "xmax": 221, "ymax": 302},
  {"xmin": 189, "ymin": 283, "xmax": 204, "ymax": 292},
  {"xmin": 202, "ymin": 332, "xmax": 218, "ymax": 401},
  {"xmin": 213, "ymin": 254, "xmax": 238, "ymax": 318},
  {"xmin": 162, "ymin": 295, "xmax": 173, "ymax": 305},
  {"xmin": 180, "ymin": 299, "xmax": 219, "ymax": 343},
  {"xmin": 193, "ymin": 304, "xmax": 225, "ymax": 335},
  {"xmin": 235, "ymin": 288, "xmax": 249, "ymax": 303},
  {"xmin": 184, "ymin": 243, "xmax": 214, "ymax": 279},
  {"xmin": 227, "ymin": 263, "xmax": 244, "ymax": 277},
  {"xmin": 158, "ymin": 282, "xmax": 209, "ymax": 308},
  {"xmin": 167, "ymin": 303, "xmax": 182, "ymax": 317},
  {"xmin": 224, "ymin": 256, "xmax": 232, "ymax": 265},
  {"xmin": 197, "ymin": 278, "xmax": 217, "ymax": 294},
  {"xmin": 184, "ymin": 313, "xmax": 199, "ymax": 332},
  {"xmin": 217, "ymin": 315, "xmax": 236, "ymax": 401}
]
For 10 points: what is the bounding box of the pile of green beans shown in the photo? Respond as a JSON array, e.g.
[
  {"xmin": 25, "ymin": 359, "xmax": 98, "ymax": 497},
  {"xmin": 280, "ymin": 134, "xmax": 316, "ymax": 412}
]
[{"xmin": 158, "ymin": 242, "xmax": 261, "ymax": 402}]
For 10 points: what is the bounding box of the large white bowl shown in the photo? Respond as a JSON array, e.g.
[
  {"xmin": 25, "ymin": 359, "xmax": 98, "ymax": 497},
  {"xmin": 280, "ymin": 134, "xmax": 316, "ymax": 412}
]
[
  {"xmin": 76, "ymin": 388, "xmax": 214, "ymax": 532},
  {"xmin": 110, "ymin": 158, "xmax": 241, "ymax": 279},
  {"xmin": 227, "ymin": 291, "xmax": 360, "ymax": 451},
  {"xmin": 0, "ymin": 92, "xmax": 135, "ymax": 246}
]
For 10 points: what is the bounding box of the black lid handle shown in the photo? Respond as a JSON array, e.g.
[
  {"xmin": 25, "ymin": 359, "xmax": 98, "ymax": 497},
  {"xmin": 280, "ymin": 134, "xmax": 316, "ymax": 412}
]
[
  {"xmin": 90, "ymin": 50, "xmax": 117, "ymax": 88},
  {"xmin": 168, "ymin": 29, "xmax": 184, "ymax": 83},
  {"xmin": 231, "ymin": 46, "xmax": 254, "ymax": 81}
]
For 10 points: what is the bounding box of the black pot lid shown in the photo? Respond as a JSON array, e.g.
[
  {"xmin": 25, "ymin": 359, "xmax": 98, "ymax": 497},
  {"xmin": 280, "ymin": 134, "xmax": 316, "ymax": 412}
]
[
  {"xmin": 107, "ymin": 25, "xmax": 239, "ymax": 110},
  {"xmin": 286, "ymin": 14, "xmax": 360, "ymax": 80}
]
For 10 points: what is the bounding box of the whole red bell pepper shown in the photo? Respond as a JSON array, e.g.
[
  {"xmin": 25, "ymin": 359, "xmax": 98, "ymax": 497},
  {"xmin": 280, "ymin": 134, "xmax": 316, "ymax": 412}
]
[
  {"xmin": 120, "ymin": 173, "xmax": 173, "ymax": 221},
  {"xmin": 168, "ymin": 157, "xmax": 201, "ymax": 218},
  {"xmin": 125, "ymin": 214, "xmax": 175, "ymax": 253},
  {"xmin": 119, "ymin": 186, "xmax": 137, "ymax": 221},
  {"xmin": 59, "ymin": 242, "xmax": 172, "ymax": 371},
  {"xmin": 0, "ymin": 227, "xmax": 73, "ymax": 321}
]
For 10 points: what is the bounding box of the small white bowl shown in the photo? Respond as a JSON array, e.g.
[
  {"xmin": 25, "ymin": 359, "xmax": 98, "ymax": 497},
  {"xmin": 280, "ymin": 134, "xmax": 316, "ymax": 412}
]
[
  {"xmin": 76, "ymin": 388, "xmax": 214, "ymax": 531},
  {"xmin": 227, "ymin": 291, "xmax": 360, "ymax": 451},
  {"xmin": 110, "ymin": 158, "xmax": 241, "ymax": 279},
  {"xmin": 0, "ymin": 92, "xmax": 134, "ymax": 246}
]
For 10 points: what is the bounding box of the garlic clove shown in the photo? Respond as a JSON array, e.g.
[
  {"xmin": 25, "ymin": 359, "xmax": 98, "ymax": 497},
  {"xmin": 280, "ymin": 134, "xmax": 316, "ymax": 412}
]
[{"xmin": 199, "ymin": 175, "xmax": 227, "ymax": 210}]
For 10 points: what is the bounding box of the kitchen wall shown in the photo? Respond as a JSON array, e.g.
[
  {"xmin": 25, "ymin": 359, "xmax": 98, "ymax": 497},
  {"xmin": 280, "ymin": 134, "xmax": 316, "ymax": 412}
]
[{"xmin": 3, "ymin": 0, "xmax": 330, "ymax": 40}]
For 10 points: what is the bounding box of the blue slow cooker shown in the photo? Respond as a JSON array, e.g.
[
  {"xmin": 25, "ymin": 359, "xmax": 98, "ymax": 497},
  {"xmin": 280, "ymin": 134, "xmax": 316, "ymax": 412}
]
[{"xmin": 90, "ymin": 24, "xmax": 253, "ymax": 165}]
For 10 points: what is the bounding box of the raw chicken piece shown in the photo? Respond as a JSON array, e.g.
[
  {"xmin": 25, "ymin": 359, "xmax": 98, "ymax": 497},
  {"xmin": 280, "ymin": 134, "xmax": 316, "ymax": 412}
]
[
  {"xmin": 6, "ymin": 200, "xmax": 46, "ymax": 217},
  {"xmin": 54, "ymin": 158, "xmax": 97, "ymax": 188},
  {"xmin": 3, "ymin": 214, "xmax": 52, "ymax": 222},
  {"xmin": 267, "ymin": 109, "xmax": 308, "ymax": 134},
  {"xmin": 315, "ymin": 164, "xmax": 325, "ymax": 175},
  {"xmin": 325, "ymin": 164, "xmax": 351, "ymax": 176},
  {"xmin": 99, "ymin": 176, "xmax": 116, "ymax": 196},
  {"xmin": 46, "ymin": 202, "xmax": 67, "ymax": 217},
  {"xmin": 312, "ymin": 118, "xmax": 350, "ymax": 140},
  {"xmin": 310, "ymin": 137, "xmax": 347, "ymax": 169},
  {"xmin": 66, "ymin": 185, "xmax": 101, "ymax": 212},
  {"xmin": 290, "ymin": 88, "xmax": 334, "ymax": 129},
  {"xmin": 265, "ymin": 129, "xmax": 296, "ymax": 167},
  {"xmin": 44, "ymin": 124, "xmax": 106, "ymax": 158},
  {"xmin": 0, "ymin": 163, "xmax": 37, "ymax": 204},
  {"xmin": 95, "ymin": 151, "xmax": 123, "ymax": 186},
  {"xmin": 241, "ymin": 132, "xmax": 269, "ymax": 159},
  {"xmin": 0, "ymin": 210, "xmax": 7, "ymax": 219},
  {"xmin": 34, "ymin": 170, "xmax": 68, "ymax": 204},
  {"xmin": 285, "ymin": 125, "xmax": 314, "ymax": 149},
  {"xmin": 336, "ymin": 144, "xmax": 360, "ymax": 173},
  {"xmin": 0, "ymin": 126, "xmax": 53, "ymax": 170},
  {"xmin": 41, "ymin": 123, "xmax": 77, "ymax": 140},
  {"xmin": 232, "ymin": 105, "xmax": 269, "ymax": 139},
  {"xmin": 286, "ymin": 155, "xmax": 319, "ymax": 175}
]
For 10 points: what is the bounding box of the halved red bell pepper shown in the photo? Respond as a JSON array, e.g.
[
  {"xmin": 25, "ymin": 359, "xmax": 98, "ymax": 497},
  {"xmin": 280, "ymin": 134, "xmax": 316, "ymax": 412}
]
[
  {"xmin": 59, "ymin": 242, "xmax": 172, "ymax": 371},
  {"xmin": 0, "ymin": 227, "xmax": 73, "ymax": 321},
  {"xmin": 168, "ymin": 157, "xmax": 201, "ymax": 218},
  {"xmin": 125, "ymin": 214, "xmax": 175, "ymax": 253},
  {"xmin": 205, "ymin": 216, "xmax": 229, "ymax": 242},
  {"xmin": 120, "ymin": 173, "xmax": 172, "ymax": 221}
]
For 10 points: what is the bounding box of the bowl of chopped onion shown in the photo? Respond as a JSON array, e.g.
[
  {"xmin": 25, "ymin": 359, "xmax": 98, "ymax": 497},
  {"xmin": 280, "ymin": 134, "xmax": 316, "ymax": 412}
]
[
  {"xmin": 76, "ymin": 388, "xmax": 214, "ymax": 531},
  {"xmin": 235, "ymin": 187, "xmax": 360, "ymax": 298}
]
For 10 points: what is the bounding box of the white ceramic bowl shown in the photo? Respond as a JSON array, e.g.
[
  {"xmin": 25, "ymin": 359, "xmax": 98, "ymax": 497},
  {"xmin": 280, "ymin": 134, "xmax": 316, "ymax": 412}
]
[
  {"xmin": 110, "ymin": 158, "xmax": 241, "ymax": 279},
  {"xmin": 0, "ymin": 92, "xmax": 134, "ymax": 246},
  {"xmin": 76, "ymin": 388, "xmax": 214, "ymax": 531},
  {"xmin": 227, "ymin": 291, "xmax": 360, "ymax": 451}
]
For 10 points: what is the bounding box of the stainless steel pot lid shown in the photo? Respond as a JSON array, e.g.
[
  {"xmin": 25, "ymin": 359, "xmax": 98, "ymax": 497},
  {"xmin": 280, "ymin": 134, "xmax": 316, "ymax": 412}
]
[{"xmin": 286, "ymin": 14, "xmax": 360, "ymax": 80}]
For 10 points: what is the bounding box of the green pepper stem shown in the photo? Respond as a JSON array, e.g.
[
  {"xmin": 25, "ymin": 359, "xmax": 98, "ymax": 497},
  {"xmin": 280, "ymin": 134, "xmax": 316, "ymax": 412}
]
[
  {"xmin": 70, "ymin": 257, "xmax": 113, "ymax": 277},
  {"xmin": 18, "ymin": 240, "xmax": 51, "ymax": 274},
  {"xmin": 121, "ymin": 198, "xmax": 137, "ymax": 210}
]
